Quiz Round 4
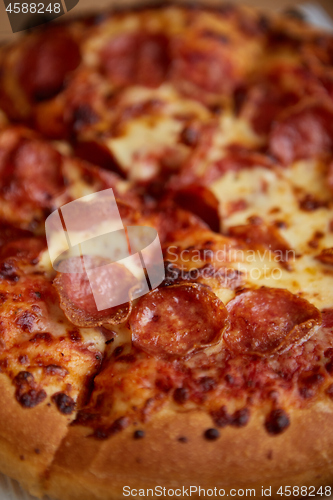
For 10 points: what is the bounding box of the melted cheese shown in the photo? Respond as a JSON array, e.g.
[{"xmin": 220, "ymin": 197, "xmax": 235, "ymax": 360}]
[{"xmin": 211, "ymin": 160, "xmax": 333, "ymax": 310}]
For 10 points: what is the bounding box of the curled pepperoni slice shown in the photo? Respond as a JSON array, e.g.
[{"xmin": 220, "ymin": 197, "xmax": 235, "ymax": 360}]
[
  {"xmin": 130, "ymin": 283, "xmax": 228, "ymax": 358},
  {"xmin": 53, "ymin": 256, "xmax": 138, "ymax": 327},
  {"xmin": 18, "ymin": 29, "xmax": 81, "ymax": 101},
  {"xmin": 0, "ymin": 136, "xmax": 64, "ymax": 208},
  {"xmin": 172, "ymin": 38, "xmax": 236, "ymax": 96},
  {"xmin": 239, "ymin": 82, "xmax": 299, "ymax": 136},
  {"xmin": 172, "ymin": 185, "xmax": 220, "ymax": 232},
  {"xmin": 228, "ymin": 221, "xmax": 292, "ymax": 265},
  {"xmin": 224, "ymin": 287, "xmax": 321, "ymax": 356},
  {"xmin": 269, "ymin": 103, "xmax": 333, "ymax": 165},
  {"xmin": 0, "ymin": 221, "xmax": 33, "ymax": 249},
  {"xmin": 100, "ymin": 32, "xmax": 170, "ymax": 88}
]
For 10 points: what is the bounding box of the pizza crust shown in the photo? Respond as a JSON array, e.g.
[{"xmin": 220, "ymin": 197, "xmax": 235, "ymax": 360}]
[
  {"xmin": 0, "ymin": 374, "xmax": 71, "ymax": 498},
  {"xmin": 45, "ymin": 404, "xmax": 333, "ymax": 500}
]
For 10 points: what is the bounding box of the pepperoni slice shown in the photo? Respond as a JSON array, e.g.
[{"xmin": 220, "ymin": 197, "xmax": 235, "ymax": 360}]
[
  {"xmin": 100, "ymin": 32, "xmax": 170, "ymax": 88},
  {"xmin": 228, "ymin": 221, "xmax": 292, "ymax": 265},
  {"xmin": 269, "ymin": 103, "xmax": 333, "ymax": 164},
  {"xmin": 0, "ymin": 221, "xmax": 33, "ymax": 249},
  {"xmin": 18, "ymin": 29, "xmax": 81, "ymax": 101},
  {"xmin": 224, "ymin": 287, "xmax": 321, "ymax": 356},
  {"xmin": 53, "ymin": 256, "xmax": 138, "ymax": 327},
  {"xmin": 316, "ymin": 248, "xmax": 333, "ymax": 266},
  {"xmin": 73, "ymin": 141, "xmax": 125, "ymax": 178},
  {"xmin": 130, "ymin": 283, "xmax": 228, "ymax": 358},
  {"xmin": 171, "ymin": 35, "xmax": 237, "ymax": 96},
  {"xmin": 0, "ymin": 136, "xmax": 64, "ymax": 208}
]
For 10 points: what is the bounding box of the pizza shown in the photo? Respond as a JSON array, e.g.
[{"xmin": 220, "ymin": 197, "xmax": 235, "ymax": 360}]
[{"xmin": 0, "ymin": 2, "xmax": 333, "ymax": 499}]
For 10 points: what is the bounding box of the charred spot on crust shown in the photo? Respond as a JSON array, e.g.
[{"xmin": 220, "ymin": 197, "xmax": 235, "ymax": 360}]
[
  {"xmin": 0, "ymin": 262, "xmax": 19, "ymax": 281},
  {"xmin": 52, "ymin": 392, "xmax": 75, "ymax": 415},
  {"xmin": 45, "ymin": 365, "xmax": 69, "ymax": 377},
  {"xmin": 178, "ymin": 436, "xmax": 188, "ymax": 443},
  {"xmin": 15, "ymin": 311, "xmax": 36, "ymax": 333},
  {"xmin": 133, "ymin": 430, "xmax": 145, "ymax": 439},
  {"xmin": 14, "ymin": 371, "xmax": 34, "ymax": 385},
  {"xmin": 173, "ymin": 387, "xmax": 189, "ymax": 405},
  {"xmin": 265, "ymin": 409, "xmax": 290, "ymax": 435},
  {"xmin": 92, "ymin": 417, "xmax": 129, "ymax": 440},
  {"xmin": 211, "ymin": 406, "xmax": 250, "ymax": 429},
  {"xmin": 18, "ymin": 389, "xmax": 47, "ymax": 408},
  {"xmin": 204, "ymin": 428, "xmax": 220, "ymax": 441},
  {"xmin": 299, "ymin": 372, "xmax": 325, "ymax": 398},
  {"xmin": 231, "ymin": 407, "xmax": 250, "ymax": 428},
  {"xmin": 211, "ymin": 406, "xmax": 230, "ymax": 428},
  {"xmin": 18, "ymin": 355, "xmax": 29, "ymax": 365},
  {"xmin": 29, "ymin": 332, "xmax": 53, "ymax": 344}
]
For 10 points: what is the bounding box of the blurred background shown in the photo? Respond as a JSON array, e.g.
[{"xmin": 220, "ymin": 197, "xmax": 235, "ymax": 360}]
[{"xmin": 0, "ymin": 0, "xmax": 333, "ymax": 42}]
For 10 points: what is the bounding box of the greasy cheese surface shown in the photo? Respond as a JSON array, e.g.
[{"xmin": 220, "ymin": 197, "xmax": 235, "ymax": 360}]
[{"xmin": 0, "ymin": 3, "xmax": 333, "ymax": 444}]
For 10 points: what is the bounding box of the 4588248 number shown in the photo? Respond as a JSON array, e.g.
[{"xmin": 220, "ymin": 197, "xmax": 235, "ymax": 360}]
[
  {"xmin": 277, "ymin": 486, "xmax": 332, "ymax": 496},
  {"xmin": 6, "ymin": 3, "xmax": 61, "ymax": 13}
]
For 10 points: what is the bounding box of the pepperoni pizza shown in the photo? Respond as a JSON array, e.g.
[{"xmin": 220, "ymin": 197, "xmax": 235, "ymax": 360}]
[{"xmin": 0, "ymin": 2, "xmax": 333, "ymax": 499}]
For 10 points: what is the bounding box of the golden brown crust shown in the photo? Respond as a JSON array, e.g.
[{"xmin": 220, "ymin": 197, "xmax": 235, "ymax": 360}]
[
  {"xmin": 46, "ymin": 404, "xmax": 333, "ymax": 500},
  {"xmin": 0, "ymin": 374, "xmax": 71, "ymax": 498}
]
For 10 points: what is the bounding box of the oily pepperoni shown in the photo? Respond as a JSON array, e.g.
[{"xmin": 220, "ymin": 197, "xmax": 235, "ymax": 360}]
[
  {"xmin": 269, "ymin": 103, "xmax": 333, "ymax": 165},
  {"xmin": 73, "ymin": 141, "xmax": 125, "ymax": 178},
  {"xmin": 0, "ymin": 138, "xmax": 64, "ymax": 208},
  {"xmin": 228, "ymin": 221, "xmax": 292, "ymax": 264},
  {"xmin": 224, "ymin": 287, "xmax": 321, "ymax": 356},
  {"xmin": 316, "ymin": 248, "xmax": 333, "ymax": 266},
  {"xmin": 53, "ymin": 256, "xmax": 138, "ymax": 327},
  {"xmin": 239, "ymin": 83, "xmax": 299, "ymax": 136},
  {"xmin": 0, "ymin": 236, "xmax": 46, "ymax": 265},
  {"xmin": 130, "ymin": 283, "xmax": 228, "ymax": 358},
  {"xmin": 18, "ymin": 29, "xmax": 81, "ymax": 101},
  {"xmin": 172, "ymin": 185, "xmax": 220, "ymax": 232},
  {"xmin": 100, "ymin": 32, "xmax": 170, "ymax": 88},
  {"xmin": 171, "ymin": 36, "xmax": 236, "ymax": 95}
]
